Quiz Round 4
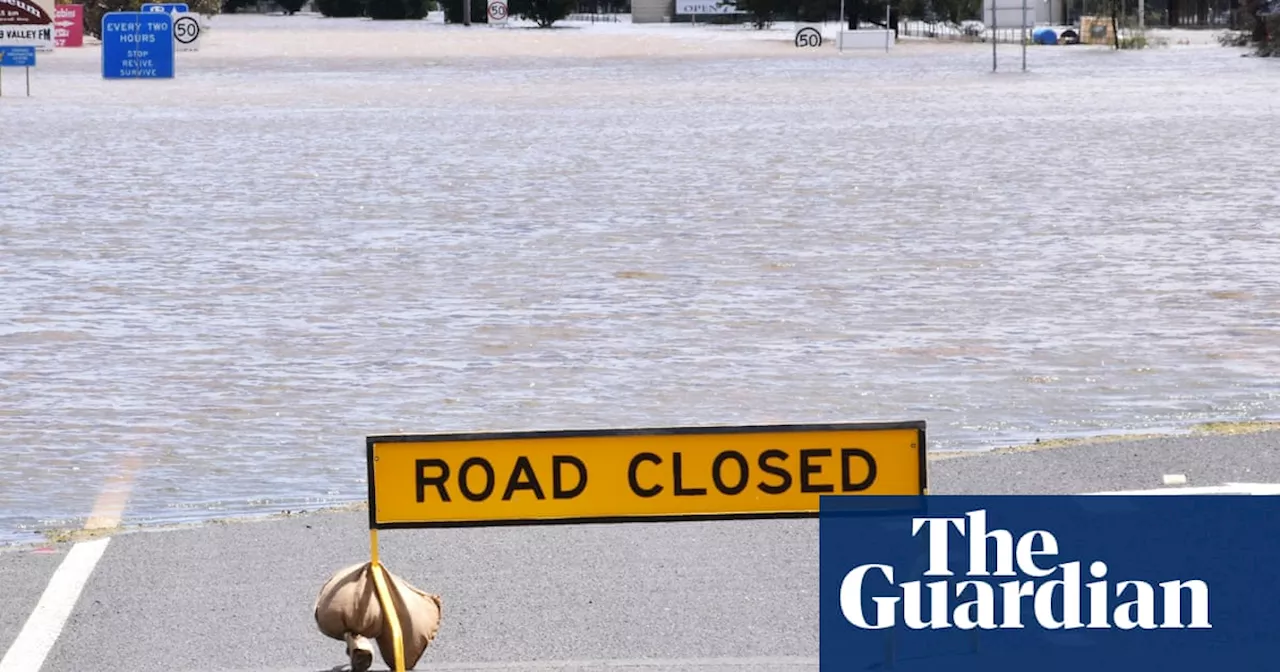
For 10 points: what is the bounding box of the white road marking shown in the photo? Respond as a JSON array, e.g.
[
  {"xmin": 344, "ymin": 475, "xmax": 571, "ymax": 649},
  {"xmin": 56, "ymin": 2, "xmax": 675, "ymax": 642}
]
[
  {"xmin": 0, "ymin": 537, "xmax": 112, "ymax": 672},
  {"xmin": 1087, "ymin": 482, "xmax": 1280, "ymax": 496},
  {"xmin": 1, "ymin": 455, "xmax": 140, "ymax": 671}
]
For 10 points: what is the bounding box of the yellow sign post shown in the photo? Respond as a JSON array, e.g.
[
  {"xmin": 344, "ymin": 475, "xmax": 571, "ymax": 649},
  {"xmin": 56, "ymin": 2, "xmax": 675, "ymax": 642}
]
[{"xmin": 362, "ymin": 420, "xmax": 927, "ymax": 670}]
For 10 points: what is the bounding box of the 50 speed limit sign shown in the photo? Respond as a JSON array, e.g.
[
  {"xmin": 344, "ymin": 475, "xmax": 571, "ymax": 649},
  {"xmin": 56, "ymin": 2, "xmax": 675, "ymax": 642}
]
[
  {"xmin": 487, "ymin": 0, "xmax": 508, "ymax": 22},
  {"xmin": 794, "ymin": 26, "xmax": 822, "ymax": 48},
  {"xmin": 173, "ymin": 13, "xmax": 201, "ymax": 51}
]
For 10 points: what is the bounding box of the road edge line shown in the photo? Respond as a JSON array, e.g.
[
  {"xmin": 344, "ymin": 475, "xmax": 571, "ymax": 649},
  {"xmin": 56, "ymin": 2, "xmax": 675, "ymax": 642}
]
[{"xmin": 0, "ymin": 536, "xmax": 112, "ymax": 672}]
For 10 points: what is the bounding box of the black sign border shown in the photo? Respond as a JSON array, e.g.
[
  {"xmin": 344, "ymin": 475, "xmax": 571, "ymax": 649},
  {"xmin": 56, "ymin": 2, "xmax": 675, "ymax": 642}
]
[{"xmin": 366, "ymin": 420, "xmax": 927, "ymax": 530}]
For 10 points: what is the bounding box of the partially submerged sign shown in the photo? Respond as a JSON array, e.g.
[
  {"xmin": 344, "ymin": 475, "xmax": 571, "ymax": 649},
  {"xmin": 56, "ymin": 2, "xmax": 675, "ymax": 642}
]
[
  {"xmin": 0, "ymin": 0, "xmax": 56, "ymax": 50},
  {"xmin": 367, "ymin": 421, "xmax": 926, "ymax": 528},
  {"xmin": 54, "ymin": 4, "xmax": 82, "ymax": 48},
  {"xmin": 486, "ymin": 0, "xmax": 507, "ymax": 23},
  {"xmin": 0, "ymin": 44, "xmax": 36, "ymax": 96},
  {"xmin": 674, "ymin": 0, "xmax": 744, "ymax": 13},
  {"xmin": 101, "ymin": 11, "xmax": 175, "ymax": 79},
  {"xmin": 172, "ymin": 12, "xmax": 199, "ymax": 51},
  {"xmin": 0, "ymin": 43, "xmax": 33, "ymax": 65},
  {"xmin": 141, "ymin": 2, "xmax": 190, "ymax": 12}
]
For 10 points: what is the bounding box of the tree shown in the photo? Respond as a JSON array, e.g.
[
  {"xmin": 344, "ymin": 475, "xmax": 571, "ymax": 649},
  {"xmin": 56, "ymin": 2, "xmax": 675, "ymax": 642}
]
[
  {"xmin": 731, "ymin": 0, "xmax": 787, "ymax": 28},
  {"xmin": 441, "ymin": 0, "xmax": 488, "ymax": 22},
  {"xmin": 929, "ymin": 0, "xmax": 981, "ymax": 25},
  {"xmin": 1219, "ymin": 0, "xmax": 1280, "ymax": 54},
  {"xmin": 508, "ymin": 0, "xmax": 570, "ymax": 25},
  {"xmin": 368, "ymin": 0, "xmax": 430, "ymax": 17},
  {"xmin": 316, "ymin": 0, "xmax": 366, "ymax": 15},
  {"xmin": 1108, "ymin": 0, "xmax": 1119, "ymax": 48},
  {"xmin": 85, "ymin": 0, "xmax": 219, "ymax": 38},
  {"xmin": 277, "ymin": 0, "xmax": 309, "ymax": 13}
]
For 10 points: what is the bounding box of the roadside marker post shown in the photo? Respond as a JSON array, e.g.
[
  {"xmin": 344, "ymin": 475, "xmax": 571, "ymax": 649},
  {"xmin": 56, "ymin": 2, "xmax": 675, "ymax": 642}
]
[
  {"xmin": 361, "ymin": 420, "xmax": 928, "ymax": 671},
  {"xmin": 0, "ymin": 46, "xmax": 36, "ymax": 97}
]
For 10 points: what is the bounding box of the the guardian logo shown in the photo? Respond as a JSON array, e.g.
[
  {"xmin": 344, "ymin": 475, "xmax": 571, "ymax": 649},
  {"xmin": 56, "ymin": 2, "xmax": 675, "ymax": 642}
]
[{"xmin": 840, "ymin": 509, "xmax": 1212, "ymax": 631}]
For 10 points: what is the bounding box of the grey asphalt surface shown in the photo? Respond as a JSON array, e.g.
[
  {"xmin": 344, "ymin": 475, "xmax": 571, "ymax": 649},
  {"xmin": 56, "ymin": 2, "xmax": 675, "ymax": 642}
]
[
  {"xmin": 0, "ymin": 550, "xmax": 61, "ymax": 661},
  {"xmin": 2, "ymin": 429, "xmax": 1279, "ymax": 672}
]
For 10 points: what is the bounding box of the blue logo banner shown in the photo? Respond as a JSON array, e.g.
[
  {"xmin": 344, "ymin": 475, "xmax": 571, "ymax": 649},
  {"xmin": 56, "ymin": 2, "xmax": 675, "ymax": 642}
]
[{"xmin": 819, "ymin": 495, "xmax": 1280, "ymax": 672}]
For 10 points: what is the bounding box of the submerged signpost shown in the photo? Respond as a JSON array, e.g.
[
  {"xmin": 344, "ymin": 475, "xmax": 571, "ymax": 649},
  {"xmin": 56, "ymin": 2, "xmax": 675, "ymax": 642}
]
[
  {"xmin": 358, "ymin": 420, "xmax": 928, "ymax": 671},
  {"xmin": 141, "ymin": 3, "xmax": 200, "ymax": 51},
  {"xmin": 101, "ymin": 11, "xmax": 175, "ymax": 79},
  {"xmin": 984, "ymin": 0, "xmax": 1032, "ymax": 71},
  {"xmin": 0, "ymin": 45, "xmax": 35, "ymax": 96},
  {"xmin": 54, "ymin": 4, "xmax": 83, "ymax": 48}
]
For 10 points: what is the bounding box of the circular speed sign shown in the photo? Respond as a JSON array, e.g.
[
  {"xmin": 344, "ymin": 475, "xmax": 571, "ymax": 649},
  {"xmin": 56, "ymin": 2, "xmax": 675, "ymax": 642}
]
[
  {"xmin": 174, "ymin": 15, "xmax": 200, "ymax": 44},
  {"xmin": 794, "ymin": 26, "xmax": 822, "ymax": 48},
  {"xmin": 488, "ymin": 1, "xmax": 508, "ymax": 19}
]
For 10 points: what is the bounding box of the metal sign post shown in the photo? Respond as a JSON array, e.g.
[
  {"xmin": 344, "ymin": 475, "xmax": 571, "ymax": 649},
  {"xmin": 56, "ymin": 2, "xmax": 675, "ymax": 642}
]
[
  {"xmin": 838, "ymin": 0, "xmax": 846, "ymax": 53},
  {"xmin": 992, "ymin": 10, "xmax": 998, "ymax": 72},
  {"xmin": 884, "ymin": 3, "xmax": 890, "ymax": 52},
  {"xmin": 0, "ymin": 47, "xmax": 37, "ymax": 97},
  {"xmin": 1021, "ymin": 0, "xmax": 1027, "ymax": 71}
]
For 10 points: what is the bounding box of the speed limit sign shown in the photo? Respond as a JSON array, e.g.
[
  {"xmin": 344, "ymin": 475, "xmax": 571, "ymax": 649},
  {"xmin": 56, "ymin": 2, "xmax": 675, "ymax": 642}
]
[
  {"xmin": 794, "ymin": 26, "xmax": 822, "ymax": 48},
  {"xmin": 487, "ymin": 0, "xmax": 508, "ymax": 22},
  {"xmin": 173, "ymin": 13, "xmax": 201, "ymax": 51}
]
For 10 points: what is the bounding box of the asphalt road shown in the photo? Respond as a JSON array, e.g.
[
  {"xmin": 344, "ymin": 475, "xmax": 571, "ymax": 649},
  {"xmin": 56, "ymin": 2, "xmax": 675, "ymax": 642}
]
[{"xmin": 3, "ymin": 429, "xmax": 1280, "ymax": 672}]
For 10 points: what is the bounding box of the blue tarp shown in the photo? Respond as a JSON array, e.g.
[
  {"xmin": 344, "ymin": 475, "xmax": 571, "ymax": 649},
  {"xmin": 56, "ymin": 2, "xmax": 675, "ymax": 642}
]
[{"xmin": 1032, "ymin": 27, "xmax": 1058, "ymax": 44}]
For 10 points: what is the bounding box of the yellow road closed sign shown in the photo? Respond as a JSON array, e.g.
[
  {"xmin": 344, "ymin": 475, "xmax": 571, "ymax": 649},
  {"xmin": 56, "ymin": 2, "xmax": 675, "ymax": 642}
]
[{"xmin": 367, "ymin": 421, "xmax": 926, "ymax": 528}]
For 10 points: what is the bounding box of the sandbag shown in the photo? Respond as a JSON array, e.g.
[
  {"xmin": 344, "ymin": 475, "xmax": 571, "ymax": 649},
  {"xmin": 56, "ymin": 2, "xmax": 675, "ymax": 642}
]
[{"xmin": 315, "ymin": 562, "xmax": 443, "ymax": 671}]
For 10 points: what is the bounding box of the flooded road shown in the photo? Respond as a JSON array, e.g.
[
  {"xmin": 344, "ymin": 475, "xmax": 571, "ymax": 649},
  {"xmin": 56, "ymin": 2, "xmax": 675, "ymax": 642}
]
[{"xmin": 1, "ymin": 17, "xmax": 1278, "ymax": 543}]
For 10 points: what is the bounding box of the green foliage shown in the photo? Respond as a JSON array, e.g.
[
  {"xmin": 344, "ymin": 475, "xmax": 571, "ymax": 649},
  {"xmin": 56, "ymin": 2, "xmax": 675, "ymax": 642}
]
[
  {"xmin": 732, "ymin": 0, "xmax": 785, "ymax": 28},
  {"xmin": 1258, "ymin": 15, "xmax": 1280, "ymax": 55},
  {"xmin": 508, "ymin": 0, "xmax": 570, "ymax": 26},
  {"xmin": 896, "ymin": 0, "xmax": 930, "ymax": 19},
  {"xmin": 440, "ymin": 0, "xmax": 488, "ymax": 22},
  {"xmin": 927, "ymin": 0, "xmax": 979, "ymax": 22},
  {"xmin": 1218, "ymin": 29, "xmax": 1253, "ymax": 46},
  {"xmin": 183, "ymin": 0, "xmax": 222, "ymax": 13},
  {"xmin": 1117, "ymin": 33, "xmax": 1147, "ymax": 48},
  {"xmin": 792, "ymin": 0, "xmax": 830, "ymax": 22},
  {"xmin": 277, "ymin": 0, "xmax": 309, "ymax": 13},
  {"xmin": 84, "ymin": 0, "xmax": 219, "ymax": 39},
  {"xmin": 316, "ymin": 0, "xmax": 367, "ymax": 16},
  {"xmin": 367, "ymin": 0, "xmax": 430, "ymax": 18},
  {"xmin": 1219, "ymin": 3, "xmax": 1278, "ymax": 54}
]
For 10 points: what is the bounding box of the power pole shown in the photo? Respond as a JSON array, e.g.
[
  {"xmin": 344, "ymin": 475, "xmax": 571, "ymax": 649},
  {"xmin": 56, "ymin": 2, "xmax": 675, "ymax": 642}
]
[{"xmin": 463, "ymin": 0, "xmax": 472, "ymax": 24}]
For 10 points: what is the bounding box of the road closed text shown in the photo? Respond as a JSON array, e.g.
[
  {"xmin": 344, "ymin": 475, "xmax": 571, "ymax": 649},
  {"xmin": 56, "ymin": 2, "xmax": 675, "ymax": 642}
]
[
  {"xmin": 414, "ymin": 447, "xmax": 878, "ymax": 504},
  {"xmin": 370, "ymin": 424, "xmax": 925, "ymax": 527}
]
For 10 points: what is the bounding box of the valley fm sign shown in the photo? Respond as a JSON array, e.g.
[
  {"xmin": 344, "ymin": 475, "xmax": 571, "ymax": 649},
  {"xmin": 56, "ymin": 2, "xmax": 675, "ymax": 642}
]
[
  {"xmin": 367, "ymin": 421, "xmax": 927, "ymax": 528},
  {"xmin": 0, "ymin": 0, "xmax": 56, "ymax": 50}
]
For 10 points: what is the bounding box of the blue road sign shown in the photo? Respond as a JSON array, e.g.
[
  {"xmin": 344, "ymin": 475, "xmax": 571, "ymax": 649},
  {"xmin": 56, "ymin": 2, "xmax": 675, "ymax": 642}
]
[
  {"xmin": 0, "ymin": 47, "xmax": 37, "ymax": 68},
  {"xmin": 141, "ymin": 3, "xmax": 191, "ymax": 12},
  {"xmin": 101, "ymin": 12, "xmax": 175, "ymax": 80}
]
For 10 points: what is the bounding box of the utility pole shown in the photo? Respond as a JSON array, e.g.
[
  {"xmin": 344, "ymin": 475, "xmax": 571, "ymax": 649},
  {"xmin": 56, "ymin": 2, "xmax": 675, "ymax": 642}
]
[{"xmin": 463, "ymin": 0, "xmax": 472, "ymax": 25}]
